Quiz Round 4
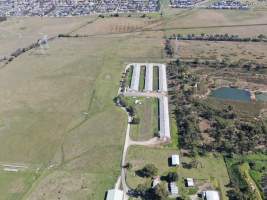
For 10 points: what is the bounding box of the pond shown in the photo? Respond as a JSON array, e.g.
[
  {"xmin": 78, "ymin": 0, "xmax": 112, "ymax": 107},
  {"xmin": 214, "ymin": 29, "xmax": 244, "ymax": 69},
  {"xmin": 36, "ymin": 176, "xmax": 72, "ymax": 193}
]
[
  {"xmin": 256, "ymin": 92, "xmax": 267, "ymax": 102},
  {"xmin": 210, "ymin": 87, "xmax": 251, "ymax": 102}
]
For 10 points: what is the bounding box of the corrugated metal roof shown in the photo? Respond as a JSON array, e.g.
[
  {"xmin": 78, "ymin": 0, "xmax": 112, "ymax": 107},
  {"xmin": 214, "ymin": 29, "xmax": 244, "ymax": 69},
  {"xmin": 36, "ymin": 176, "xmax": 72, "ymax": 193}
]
[
  {"xmin": 106, "ymin": 189, "xmax": 123, "ymax": 200},
  {"xmin": 171, "ymin": 154, "xmax": 180, "ymax": 165},
  {"xmin": 203, "ymin": 190, "xmax": 220, "ymax": 200}
]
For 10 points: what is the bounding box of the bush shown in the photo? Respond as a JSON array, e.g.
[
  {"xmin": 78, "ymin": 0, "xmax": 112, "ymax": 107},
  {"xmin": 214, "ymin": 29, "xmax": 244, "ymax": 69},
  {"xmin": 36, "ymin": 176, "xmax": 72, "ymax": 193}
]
[
  {"xmin": 167, "ymin": 172, "xmax": 178, "ymax": 182},
  {"xmin": 153, "ymin": 183, "xmax": 168, "ymax": 200},
  {"xmin": 141, "ymin": 164, "xmax": 158, "ymax": 177}
]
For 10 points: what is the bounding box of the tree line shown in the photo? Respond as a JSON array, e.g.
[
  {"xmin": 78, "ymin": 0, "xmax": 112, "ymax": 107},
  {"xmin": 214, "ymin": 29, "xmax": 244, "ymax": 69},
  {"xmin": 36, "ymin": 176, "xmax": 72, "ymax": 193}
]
[
  {"xmin": 0, "ymin": 16, "xmax": 7, "ymax": 22},
  {"xmin": 168, "ymin": 33, "xmax": 267, "ymax": 42}
]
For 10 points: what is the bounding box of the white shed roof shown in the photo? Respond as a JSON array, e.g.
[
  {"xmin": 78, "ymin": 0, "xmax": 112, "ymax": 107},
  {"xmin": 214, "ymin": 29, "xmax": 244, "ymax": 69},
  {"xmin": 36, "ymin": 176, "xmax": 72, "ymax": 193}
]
[
  {"xmin": 106, "ymin": 189, "xmax": 123, "ymax": 200},
  {"xmin": 171, "ymin": 154, "xmax": 180, "ymax": 166},
  {"xmin": 144, "ymin": 64, "xmax": 153, "ymax": 92},
  {"xmin": 130, "ymin": 64, "xmax": 140, "ymax": 91},
  {"xmin": 186, "ymin": 178, "xmax": 194, "ymax": 187},
  {"xmin": 170, "ymin": 182, "xmax": 179, "ymax": 195},
  {"xmin": 159, "ymin": 96, "xmax": 170, "ymax": 139},
  {"xmin": 158, "ymin": 64, "xmax": 168, "ymax": 92},
  {"xmin": 203, "ymin": 190, "xmax": 220, "ymax": 200}
]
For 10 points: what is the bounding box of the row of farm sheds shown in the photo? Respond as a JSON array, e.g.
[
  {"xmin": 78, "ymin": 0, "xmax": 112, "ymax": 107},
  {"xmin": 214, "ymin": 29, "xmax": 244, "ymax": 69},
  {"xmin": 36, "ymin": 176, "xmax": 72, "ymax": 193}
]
[{"xmin": 126, "ymin": 63, "xmax": 170, "ymax": 140}]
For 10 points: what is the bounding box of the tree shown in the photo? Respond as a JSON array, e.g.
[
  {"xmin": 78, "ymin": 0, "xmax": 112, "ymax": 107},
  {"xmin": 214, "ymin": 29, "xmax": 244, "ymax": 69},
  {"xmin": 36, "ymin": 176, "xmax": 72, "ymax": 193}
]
[
  {"xmin": 135, "ymin": 184, "xmax": 148, "ymax": 196},
  {"xmin": 127, "ymin": 105, "xmax": 136, "ymax": 116},
  {"xmin": 167, "ymin": 172, "xmax": 178, "ymax": 182},
  {"xmin": 153, "ymin": 183, "xmax": 168, "ymax": 200},
  {"xmin": 142, "ymin": 164, "xmax": 158, "ymax": 177},
  {"xmin": 124, "ymin": 162, "xmax": 133, "ymax": 170},
  {"xmin": 131, "ymin": 117, "xmax": 140, "ymax": 124}
]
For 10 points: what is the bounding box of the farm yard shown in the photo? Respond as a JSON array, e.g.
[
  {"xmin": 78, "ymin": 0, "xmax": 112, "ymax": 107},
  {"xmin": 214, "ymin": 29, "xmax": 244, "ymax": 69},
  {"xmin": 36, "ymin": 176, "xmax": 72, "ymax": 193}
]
[{"xmin": 126, "ymin": 146, "xmax": 231, "ymax": 199}]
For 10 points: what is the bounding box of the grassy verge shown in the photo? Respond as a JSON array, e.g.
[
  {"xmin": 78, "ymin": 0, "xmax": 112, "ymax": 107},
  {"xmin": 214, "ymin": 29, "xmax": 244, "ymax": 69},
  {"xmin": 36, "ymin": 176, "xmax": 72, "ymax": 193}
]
[
  {"xmin": 127, "ymin": 65, "xmax": 133, "ymax": 87},
  {"xmin": 225, "ymin": 153, "xmax": 267, "ymax": 198},
  {"xmin": 239, "ymin": 163, "xmax": 262, "ymax": 200},
  {"xmin": 153, "ymin": 66, "xmax": 159, "ymax": 91},
  {"xmin": 165, "ymin": 116, "xmax": 179, "ymax": 148},
  {"xmin": 139, "ymin": 66, "xmax": 146, "ymax": 91}
]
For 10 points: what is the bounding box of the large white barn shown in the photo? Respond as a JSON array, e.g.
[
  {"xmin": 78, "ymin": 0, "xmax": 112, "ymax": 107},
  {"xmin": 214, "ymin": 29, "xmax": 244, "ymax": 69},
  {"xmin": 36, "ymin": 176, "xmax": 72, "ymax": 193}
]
[
  {"xmin": 158, "ymin": 64, "xmax": 168, "ymax": 92},
  {"xmin": 145, "ymin": 63, "xmax": 153, "ymax": 92},
  {"xmin": 159, "ymin": 96, "xmax": 170, "ymax": 139},
  {"xmin": 202, "ymin": 190, "xmax": 220, "ymax": 200},
  {"xmin": 130, "ymin": 64, "xmax": 141, "ymax": 91},
  {"xmin": 106, "ymin": 189, "xmax": 123, "ymax": 200}
]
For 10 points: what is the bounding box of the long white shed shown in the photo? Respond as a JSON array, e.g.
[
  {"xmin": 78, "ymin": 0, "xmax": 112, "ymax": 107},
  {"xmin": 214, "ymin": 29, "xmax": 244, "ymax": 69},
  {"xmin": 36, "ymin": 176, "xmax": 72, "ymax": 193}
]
[
  {"xmin": 159, "ymin": 96, "xmax": 170, "ymax": 139},
  {"xmin": 106, "ymin": 189, "xmax": 123, "ymax": 200},
  {"xmin": 158, "ymin": 64, "xmax": 168, "ymax": 92},
  {"xmin": 145, "ymin": 64, "xmax": 153, "ymax": 92},
  {"xmin": 130, "ymin": 64, "xmax": 140, "ymax": 91}
]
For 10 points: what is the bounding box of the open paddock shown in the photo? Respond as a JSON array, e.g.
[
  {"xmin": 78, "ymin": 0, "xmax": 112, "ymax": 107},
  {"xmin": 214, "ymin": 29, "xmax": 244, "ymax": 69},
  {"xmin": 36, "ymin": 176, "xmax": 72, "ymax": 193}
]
[
  {"xmin": 174, "ymin": 40, "xmax": 267, "ymax": 64},
  {"xmin": 0, "ymin": 16, "xmax": 164, "ymax": 199}
]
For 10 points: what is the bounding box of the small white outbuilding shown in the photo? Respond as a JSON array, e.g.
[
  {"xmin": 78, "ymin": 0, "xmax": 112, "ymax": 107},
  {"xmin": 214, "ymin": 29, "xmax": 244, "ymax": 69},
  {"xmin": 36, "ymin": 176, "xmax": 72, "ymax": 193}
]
[
  {"xmin": 202, "ymin": 190, "xmax": 220, "ymax": 200},
  {"xmin": 171, "ymin": 154, "xmax": 180, "ymax": 166},
  {"xmin": 106, "ymin": 189, "xmax": 123, "ymax": 200},
  {"xmin": 169, "ymin": 182, "xmax": 179, "ymax": 196},
  {"xmin": 186, "ymin": 178, "xmax": 194, "ymax": 187}
]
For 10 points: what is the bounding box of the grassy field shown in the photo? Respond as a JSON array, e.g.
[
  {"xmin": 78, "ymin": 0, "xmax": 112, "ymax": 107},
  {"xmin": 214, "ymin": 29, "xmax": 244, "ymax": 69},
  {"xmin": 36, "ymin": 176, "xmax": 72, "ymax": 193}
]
[
  {"xmin": 162, "ymin": 9, "xmax": 267, "ymax": 37},
  {"xmin": 130, "ymin": 98, "xmax": 159, "ymax": 141},
  {"xmin": 0, "ymin": 16, "xmax": 164, "ymax": 199},
  {"xmin": 177, "ymin": 40, "xmax": 267, "ymax": 65},
  {"xmin": 153, "ymin": 66, "xmax": 159, "ymax": 91},
  {"xmin": 0, "ymin": 170, "xmax": 40, "ymax": 200},
  {"xmin": 0, "ymin": 17, "xmax": 94, "ymax": 56},
  {"xmin": 205, "ymin": 98, "xmax": 267, "ymax": 120},
  {"xmin": 126, "ymin": 146, "xmax": 230, "ymax": 199}
]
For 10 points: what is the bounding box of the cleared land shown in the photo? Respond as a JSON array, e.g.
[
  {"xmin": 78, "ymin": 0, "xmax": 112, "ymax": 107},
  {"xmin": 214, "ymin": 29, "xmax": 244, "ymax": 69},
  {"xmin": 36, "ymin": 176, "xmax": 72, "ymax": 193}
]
[
  {"xmin": 176, "ymin": 40, "xmax": 267, "ymax": 65},
  {"xmin": 0, "ymin": 17, "xmax": 93, "ymax": 56},
  {"xmin": 163, "ymin": 9, "xmax": 267, "ymax": 37}
]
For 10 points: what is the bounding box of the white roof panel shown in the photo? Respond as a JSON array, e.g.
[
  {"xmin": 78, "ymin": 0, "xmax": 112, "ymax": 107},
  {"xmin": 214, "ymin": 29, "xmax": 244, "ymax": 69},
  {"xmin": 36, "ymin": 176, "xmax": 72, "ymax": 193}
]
[
  {"xmin": 203, "ymin": 190, "xmax": 220, "ymax": 200},
  {"xmin": 171, "ymin": 154, "xmax": 180, "ymax": 165},
  {"xmin": 106, "ymin": 189, "xmax": 123, "ymax": 200}
]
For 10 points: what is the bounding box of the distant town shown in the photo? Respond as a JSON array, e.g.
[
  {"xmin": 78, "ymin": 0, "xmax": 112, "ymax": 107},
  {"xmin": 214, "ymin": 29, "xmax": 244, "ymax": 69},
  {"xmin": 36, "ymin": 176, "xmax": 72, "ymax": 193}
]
[
  {"xmin": 0, "ymin": 0, "xmax": 251, "ymax": 17},
  {"xmin": 0, "ymin": 0, "xmax": 160, "ymax": 17}
]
